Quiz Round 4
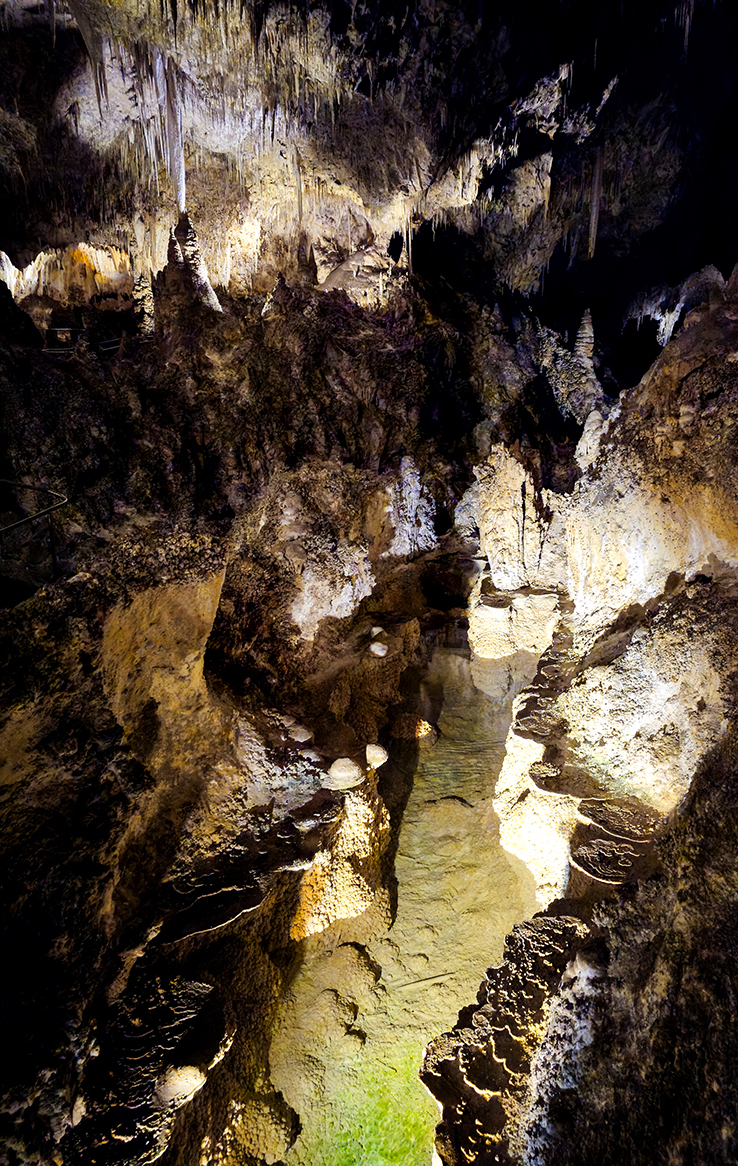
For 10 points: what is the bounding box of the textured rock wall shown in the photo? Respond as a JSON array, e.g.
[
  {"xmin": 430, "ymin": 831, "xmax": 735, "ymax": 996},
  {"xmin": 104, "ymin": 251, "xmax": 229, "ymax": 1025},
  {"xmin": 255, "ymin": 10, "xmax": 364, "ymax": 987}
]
[
  {"xmin": 0, "ymin": 0, "xmax": 701, "ymax": 308},
  {"xmin": 422, "ymin": 272, "xmax": 738, "ymax": 1164},
  {"xmin": 5, "ymin": 243, "xmax": 738, "ymax": 1165},
  {"xmin": 0, "ymin": 523, "xmax": 402, "ymax": 1166},
  {"xmin": 0, "ymin": 249, "xmax": 498, "ymax": 1165},
  {"xmin": 3, "ymin": 5, "xmax": 738, "ymax": 1163}
]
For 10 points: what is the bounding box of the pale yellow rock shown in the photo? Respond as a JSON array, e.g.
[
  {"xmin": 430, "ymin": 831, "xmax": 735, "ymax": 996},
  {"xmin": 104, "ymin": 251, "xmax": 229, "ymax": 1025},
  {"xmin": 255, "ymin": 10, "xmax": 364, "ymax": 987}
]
[
  {"xmin": 154, "ymin": 1066, "xmax": 207, "ymax": 1110},
  {"xmin": 475, "ymin": 448, "xmax": 529, "ymax": 590},
  {"xmin": 0, "ymin": 243, "xmax": 132, "ymax": 308},
  {"xmin": 369, "ymin": 641, "xmax": 388, "ymax": 657},
  {"xmin": 291, "ymin": 780, "xmax": 389, "ymax": 939},
  {"xmin": 474, "ymin": 445, "xmax": 568, "ymax": 590},
  {"xmin": 565, "ymin": 453, "xmax": 738, "ymax": 647},
  {"xmin": 324, "ymin": 757, "xmax": 364, "ymax": 789},
  {"xmin": 474, "ymin": 439, "xmax": 738, "ymax": 652},
  {"xmin": 71, "ymin": 1096, "xmax": 86, "ymax": 1127},
  {"xmin": 102, "ymin": 570, "xmax": 226, "ymax": 779},
  {"xmin": 489, "ymin": 719, "xmax": 579, "ymax": 907},
  {"xmin": 319, "ymin": 244, "xmax": 395, "ymax": 306},
  {"xmin": 468, "ymin": 315, "xmax": 738, "ymax": 899},
  {"xmin": 468, "ymin": 591, "xmax": 559, "ymax": 659},
  {"xmin": 467, "ymin": 586, "xmax": 559, "ymax": 705},
  {"xmin": 557, "ymin": 612, "xmax": 727, "ymax": 812},
  {"xmin": 288, "ymin": 724, "xmax": 313, "ymax": 743},
  {"xmin": 575, "ymin": 408, "xmax": 605, "ymax": 471},
  {"xmin": 366, "ymin": 743, "xmax": 389, "ymax": 769},
  {"xmin": 290, "ymin": 545, "xmax": 374, "ymax": 642},
  {"xmin": 99, "ymin": 567, "xmax": 274, "ymax": 943}
]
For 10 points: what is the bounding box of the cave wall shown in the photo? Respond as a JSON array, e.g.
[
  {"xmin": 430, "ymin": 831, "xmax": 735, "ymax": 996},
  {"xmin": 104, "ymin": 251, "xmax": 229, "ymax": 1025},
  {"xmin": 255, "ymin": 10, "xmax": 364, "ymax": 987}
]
[{"xmin": 3, "ymin": 3, "xmax": 738, "ymax": 1166}]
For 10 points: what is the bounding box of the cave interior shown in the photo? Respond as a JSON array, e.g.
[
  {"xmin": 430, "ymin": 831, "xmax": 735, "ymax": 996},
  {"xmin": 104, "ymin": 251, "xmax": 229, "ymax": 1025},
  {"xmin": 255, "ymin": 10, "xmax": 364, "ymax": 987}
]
[{"xmin": 3, "ymin": 2, "xmax": 738, "ymax": 1164}]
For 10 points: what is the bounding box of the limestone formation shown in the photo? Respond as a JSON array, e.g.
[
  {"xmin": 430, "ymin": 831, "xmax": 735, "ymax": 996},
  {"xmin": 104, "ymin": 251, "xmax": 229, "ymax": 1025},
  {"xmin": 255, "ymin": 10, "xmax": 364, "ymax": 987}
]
[
  {"xmin": 420, "ymin": 270, "xmax": 738, "ymax": 1165},
  {"xmin": 535, "ymin": 310, "xmax": 604, "ymax": 424},
  {"xmin": 3, "ymin": 4, "xmax": 738, "ymax": 1166},
  {"xmin": 366, "ymin": 743, "xmax": 388, "ymax": 769},
  {"xmin": 324, "ymin": 757, "xmax": 365, "ymax": 790},
  {"xmin": 369, "ymin": 640, "xmax": 388, "ymax": 656}
]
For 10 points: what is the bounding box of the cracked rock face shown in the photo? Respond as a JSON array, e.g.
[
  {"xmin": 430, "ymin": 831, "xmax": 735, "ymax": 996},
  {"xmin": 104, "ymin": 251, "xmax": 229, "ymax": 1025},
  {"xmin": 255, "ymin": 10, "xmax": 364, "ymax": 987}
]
[{"xmin": 4, "ymin": 3, "xmax": 738, "ymax": 1166}]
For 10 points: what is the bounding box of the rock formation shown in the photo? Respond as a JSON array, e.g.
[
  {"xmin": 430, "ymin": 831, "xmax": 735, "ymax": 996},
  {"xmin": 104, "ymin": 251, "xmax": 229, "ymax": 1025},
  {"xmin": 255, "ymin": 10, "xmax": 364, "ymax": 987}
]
[{"xmin": 3, "ymin": 2, "xmax": 738, "ymax": 1165}]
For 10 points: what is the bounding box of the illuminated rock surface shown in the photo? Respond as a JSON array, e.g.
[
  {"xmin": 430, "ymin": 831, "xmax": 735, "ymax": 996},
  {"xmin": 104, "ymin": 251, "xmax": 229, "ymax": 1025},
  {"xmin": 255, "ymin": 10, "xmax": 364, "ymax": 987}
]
[
  {"xmin": 3, "ymin": 3, "xmax": 738, "ymax": 1165},
  {"xmin": 269, "ymin": 637, "xmax": 535, "ymax": 1165}
]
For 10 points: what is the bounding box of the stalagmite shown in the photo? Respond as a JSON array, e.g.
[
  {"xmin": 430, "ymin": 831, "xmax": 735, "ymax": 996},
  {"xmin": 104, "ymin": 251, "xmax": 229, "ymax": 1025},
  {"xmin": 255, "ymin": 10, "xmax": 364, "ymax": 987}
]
[
  {"xmin": 574, "ymin": 308, "xmax": 595, "ymax": 367},
  {"xmin": 167, "ymin": 228, "xmax": 186, "ymax": 271},
  {"xmin": 366, "ymin": 744, "xmax": 388, "ymax": 768},
  {"xmin": 535, "ymin": 310, "xmax": 602, "ymax": 424},
  {"xmin": 175, "ymin": 213, "xmax": 223, "ymax": 311},
  {"xmin": 134, "ymin": 272, "xmax": 155, "ymax": 334}
]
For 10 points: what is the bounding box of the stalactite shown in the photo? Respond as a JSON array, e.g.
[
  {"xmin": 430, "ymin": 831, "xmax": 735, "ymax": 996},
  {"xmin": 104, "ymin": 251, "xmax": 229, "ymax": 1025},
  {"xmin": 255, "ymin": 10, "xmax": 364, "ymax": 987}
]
[
  {"xmin": 587, "ymin": 147, "xmax": 603, "ymax": 260},
  {"xmin": 29, "ymin": 0, "xmax": 612, "ymax": 299},
  {"xmin": 164, "ymin": 59, "xmax": 187, "ymax": 212},
  {"xmin": 293, "ymin": 146, "xmax": 303, "ymax": 222},
  {"xmin": 67, "ymin": 0, "xmax": 108, "ymax": 112},
  {"xmin": 678, "ymin": 0, "xmax": 696, "ymax": 51}
]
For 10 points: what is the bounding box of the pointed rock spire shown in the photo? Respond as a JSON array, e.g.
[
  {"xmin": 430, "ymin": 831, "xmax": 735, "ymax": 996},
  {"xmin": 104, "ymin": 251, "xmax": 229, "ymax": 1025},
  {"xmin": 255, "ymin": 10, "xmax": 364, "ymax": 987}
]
[
  {"xmin": 167, "ymin": 228, "xmax": 185, "ymax": 270},
  {"xmin": 175, "ymin": 213, "xmax": 222, "ymax": 313},
  {"xmin": 574, "ymin": 308, "xmax": 595, "ymax": 368}
]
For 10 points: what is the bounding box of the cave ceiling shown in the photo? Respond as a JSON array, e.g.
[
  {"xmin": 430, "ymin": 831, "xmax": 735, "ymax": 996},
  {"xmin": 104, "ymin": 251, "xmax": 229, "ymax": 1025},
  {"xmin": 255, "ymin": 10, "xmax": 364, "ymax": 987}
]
[{"xmin": 3, "ymin": 3, "xmax": 738, "ymax": 1166}]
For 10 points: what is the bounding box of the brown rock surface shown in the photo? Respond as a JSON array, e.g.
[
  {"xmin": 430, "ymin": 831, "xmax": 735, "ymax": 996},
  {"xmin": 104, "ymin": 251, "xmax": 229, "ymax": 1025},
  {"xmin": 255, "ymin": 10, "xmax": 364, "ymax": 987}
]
[
  {"xmin": 422, "ymin": 280, "xmax": 738, "ymax": 1164},
  {"xmin": 4, "ymin": 5, "xmax": 738, "ymax": 1165}
]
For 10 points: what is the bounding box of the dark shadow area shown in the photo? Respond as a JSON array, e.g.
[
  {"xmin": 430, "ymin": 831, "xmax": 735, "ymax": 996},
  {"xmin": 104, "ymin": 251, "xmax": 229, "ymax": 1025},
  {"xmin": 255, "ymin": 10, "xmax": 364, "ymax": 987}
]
[
  {"xmin": 412, "ymin": 222, "xmax": 496, "ymax": 305},
  {"xmin": 506, "ymin": 376, "xmax": 583, "ymax": 493}
]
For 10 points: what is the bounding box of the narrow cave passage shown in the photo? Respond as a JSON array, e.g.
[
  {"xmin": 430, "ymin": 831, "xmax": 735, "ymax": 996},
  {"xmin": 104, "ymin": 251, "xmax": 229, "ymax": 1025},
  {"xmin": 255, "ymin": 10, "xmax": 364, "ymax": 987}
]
[{"xmin": 267, "ymin": 621, "xmax": 537, "ymax": 1166}]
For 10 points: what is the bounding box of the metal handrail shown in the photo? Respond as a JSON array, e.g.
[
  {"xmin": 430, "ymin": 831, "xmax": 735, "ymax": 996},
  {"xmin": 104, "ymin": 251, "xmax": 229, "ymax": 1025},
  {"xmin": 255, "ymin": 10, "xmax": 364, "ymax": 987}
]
[
  {"xmin": 42, "ymin": 336, "xmax": 155, "ymax": 354},
  {"xmin": 0, "ymin": 480, "xmax": 68, "ymax": 533},
  {"xmin": 44, "ymin": 338, "xmax": 122, "ymax": 354},
  {"xmin": 0, "ymin": 479, "xmax": 68, "ymax": 579}
]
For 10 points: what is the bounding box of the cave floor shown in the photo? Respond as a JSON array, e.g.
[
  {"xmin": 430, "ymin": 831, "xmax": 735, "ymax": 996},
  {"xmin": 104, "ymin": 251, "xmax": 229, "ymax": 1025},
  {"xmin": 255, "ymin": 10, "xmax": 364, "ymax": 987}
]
[{"xmin": 269, "ymin": 630, "xmax": 537, "ymax": 1165}]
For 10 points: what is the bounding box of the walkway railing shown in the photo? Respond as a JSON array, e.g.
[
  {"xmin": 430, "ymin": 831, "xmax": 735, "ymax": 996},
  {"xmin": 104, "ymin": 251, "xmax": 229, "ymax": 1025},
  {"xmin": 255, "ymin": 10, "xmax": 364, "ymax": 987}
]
[
  {"xmin": 0, "ymin": 479, "xmax": 68, "ymax": 579},
  {"xmin": 44, "ymin": 335, "xmax": 123, "ymax": 355},
  {"xmin": 42, "ymin": 335, "xmax": 156, "ymax": 355}
]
